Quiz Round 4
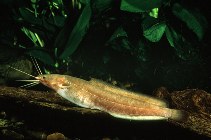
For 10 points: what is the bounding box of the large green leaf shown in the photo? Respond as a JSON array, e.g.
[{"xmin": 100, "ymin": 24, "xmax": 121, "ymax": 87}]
[
  {"xmin": 107, "ymin": 26, "xmax": 130, "ymax": 52},
  {"xmin": 172, "ymin": 3, "xmax": 207, "ymax": 40},
  {"xmin": 53, "ymin": 15, "xmax": 66, "ymax": 27},
  {"xmin": 165, "ymin": 26, "xmax": 178, "ymax": 48},
  {"xmin": 108, "ymin": 26, "xmax": 127, "ymax": 42},
  {"xmin": 120, "ymin": 0, "xmax": 163, "ymax": 13},
  {"xmin": 165, "ymin": 26, "xmax": 199, "ymax": 61},
  {"xmin": 26, "ymin": 49, "xmax": 55, "ymax": 66},
  {"xmin": 59, "ymin": 3, "xmax": 92, "ymax": 60},
  {"xmin": 91, "ymin": 0, "xmax": 113, "ymax": 13},
  {"xmin": 142, "ymin": 17, "xmax": 166, "ymax": 42},
  {"xmin": 19, "ymin": 8, "xmax": 42, "ymax": 25}
]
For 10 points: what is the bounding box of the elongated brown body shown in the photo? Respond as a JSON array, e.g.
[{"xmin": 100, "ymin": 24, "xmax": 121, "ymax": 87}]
[{"xmin": 36, "ymin": 74, "xmax": 184, "ymax": 121}]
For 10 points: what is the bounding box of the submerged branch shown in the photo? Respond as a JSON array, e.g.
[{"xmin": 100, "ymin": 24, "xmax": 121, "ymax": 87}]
[
  {"xmin": 155, "ymin": 87, "xmax": 211, "ymax": 138},
  {"xmin": 0, "ymin": 86, "xmax": 101, "ymax": 114}
]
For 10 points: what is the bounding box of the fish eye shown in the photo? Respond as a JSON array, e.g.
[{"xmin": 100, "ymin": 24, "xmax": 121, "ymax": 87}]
[{"xmin": 42, "ymin": 76, "xmax": 46, "ymax": 79}]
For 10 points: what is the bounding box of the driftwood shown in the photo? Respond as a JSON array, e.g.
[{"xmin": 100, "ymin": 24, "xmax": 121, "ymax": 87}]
[
  {"xmin": 0, "ymin": 86, "xmax": 101, "ymax": 114},
  {"xmin": 0, "ymin": 86, "xmax": 211, "ymax": 139},
  {"xmin": 0, "ymin": 86, "xmax": 104, "ymax": 139},
  {"xmin": 155, "ymin": 87, "xmax": 211, "ymax": 138}
]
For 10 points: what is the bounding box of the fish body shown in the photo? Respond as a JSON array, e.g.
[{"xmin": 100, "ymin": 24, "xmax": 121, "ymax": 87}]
[{"xmin": 36, "ymin": 74, "xmax": 184, "ymax": 121}]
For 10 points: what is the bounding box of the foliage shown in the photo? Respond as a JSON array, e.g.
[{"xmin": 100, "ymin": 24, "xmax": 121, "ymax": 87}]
[
  {"xmin": 0, "ymin": 0, "xmax": 208, "ymax": 67},
  {"xmin": 120, "ymin": 0, "xmax": 163, "ymax": 12},
  {"xmin": 59, "ymin": 2, "xmax": 91, "ymax": 59},
  {"xmin": 172, "ymin": 3, "xmax": 207, "ymax": 41}
]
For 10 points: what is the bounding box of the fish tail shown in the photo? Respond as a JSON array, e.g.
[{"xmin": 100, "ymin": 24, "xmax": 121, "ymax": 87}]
[{"xmin": 168, "ymin": 109, "xmax": 189, "ymax": 121}]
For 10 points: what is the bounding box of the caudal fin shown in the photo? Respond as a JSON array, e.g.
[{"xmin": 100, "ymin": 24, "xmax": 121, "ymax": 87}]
[{"xmin": 169, "ymin": 109, "xmax": 189, "ymax": 121}]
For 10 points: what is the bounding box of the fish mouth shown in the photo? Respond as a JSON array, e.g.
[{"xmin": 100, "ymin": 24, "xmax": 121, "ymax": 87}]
[
  {"xmin": 35, "ymin": 77, "xmax": 40, "ymax": 80},
  {"xmin": 35, "ymin": 76, "xmax": 47, "ymax": 82},
  {"xmin": 35, "ymin": 76, "xmax": 48, "ymax": 85}
]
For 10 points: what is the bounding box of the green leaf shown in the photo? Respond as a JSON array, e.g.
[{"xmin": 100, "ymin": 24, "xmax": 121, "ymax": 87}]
[
  {"xmin": 108, "ymin": 26, "xmax": 127, "ymax": 42},
  {"xmin": 79, "ymin": 0, "xmax": 89, "ymax": 5},
  {"xmin": 143, "ymin": 17, "xmax": 166, "ymax": 42},
  {"xmin": 42, "ymin": 17, "xmax": 57, "ymax": 33},
  {"xmin": 59, "ymin": 4, "xmax": 92, "ymax": 60},
  {"xmin": 149, "ymin": 8, "xmax": 159, "ymax": 18},
  {"xmin": 19, "ymin": 8, "xmax": 42, "ymax": 25},
  {"xmin": 53, "ymin": 16, "xmax": 66, "ymax": 27},
  {"xmin": 26, "ymin": 49, "xmax": 55, "ymax": 66},
  {"xmin": 165, "ymin": 26, "xmax": 178, "ymax": 48},
  {"xmin": 53, "ymin": 0, "xmax": 63, "ymax": 5},
  {"xmin": 172, "ymin": 3, "xmax": 207, "ymax": 40},
  {"xmin": 21, "ymin": 27, "xmax": 38, "ymax": 46},
  {"xmin": 165, "ymin": 26, "xmax": 199, "ymax": 61},
  {"xmin": 120, "ymin": 0, "xmax": 163, "ymax": 13},
  {"xmin": 108, "ymin": 26, "xmax": 130, "ymax": 51},
  {"xmin": 92, "ymin": 0, "xmax": 113, "ymax": 13}
]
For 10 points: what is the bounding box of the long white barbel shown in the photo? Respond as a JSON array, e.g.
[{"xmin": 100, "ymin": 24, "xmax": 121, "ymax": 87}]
[
  {"xmin": 9, "ymin": 66, "xmax": 37, "ymax": 78},
  {"xmin": 16, "ymin": 79, "xmax": 39, "ymax": 82},
  {"xmin": 20, "ymin": 82, "xmax": 39, "ymax": 88},
  {"xmin": 31, "ymin": 56, "xmax": 43, "ymax": 75}
]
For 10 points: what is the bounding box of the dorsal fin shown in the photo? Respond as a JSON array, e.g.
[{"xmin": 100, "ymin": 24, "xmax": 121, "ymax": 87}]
[{"xmin": 90, "ymin": 78, "xmax": 168, "ymax": 107}]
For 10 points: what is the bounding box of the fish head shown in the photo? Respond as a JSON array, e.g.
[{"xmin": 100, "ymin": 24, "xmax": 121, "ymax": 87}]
[{"xmin": 36, "ymin": 74, "xmax": 71, "ymax": 91}]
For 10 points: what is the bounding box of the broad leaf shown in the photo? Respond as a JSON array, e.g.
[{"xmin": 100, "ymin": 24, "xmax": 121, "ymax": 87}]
[
  {"xmin": 26, "ymin": 49, "xmax": 55, "ymax": 66},
  {"xmin": 108, "ymin": 26, "xmax": 127, "ymax": 42},
  {"xmin": 120, "ymin": 0, "xmax": 163, "ymax": 13},
  {"xmin": 165, "ymin": 26, "xmax": 199, "ymax": 61},
  {"xmin": 79, "ymin": 0, "xmax": 89, "ymax": 4},
  {"xmin": 92, "ymin": 0, "xmax": 113, "ymax": 13},
  {"xmin": 108, "ymin": 26, "xmax": 131, "ymax": 51},
  {"xmin": 53, "ymin": 16, "xmax": 66, "ymax": 27},
  {"xmin": 165, "ymin": 26, "xmax": 178, "ymax": 48},
  {"xmin": 143, "ymin": 17, "xmax": 166, "ymax": 42},
  {"xmin": 59, "ymin": 4, "xmax": 92, "ymax": 59},
  {"xmin": 172, "ymin": 3, "xmax": 207, "ymax": 40},
  {"xmin": 19, "ymin": 8, "xmax": 42, "ymax": 25}
]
